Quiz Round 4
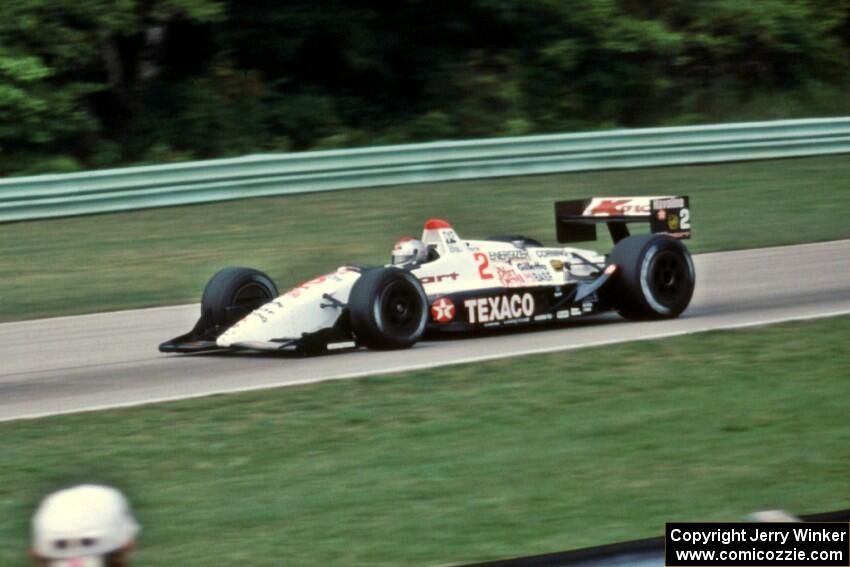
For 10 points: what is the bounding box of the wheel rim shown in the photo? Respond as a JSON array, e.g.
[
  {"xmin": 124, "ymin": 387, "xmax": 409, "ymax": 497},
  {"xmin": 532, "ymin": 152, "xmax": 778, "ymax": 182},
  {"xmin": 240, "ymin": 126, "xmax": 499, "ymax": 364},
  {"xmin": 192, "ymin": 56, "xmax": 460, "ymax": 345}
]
[
  {"xmin": 648, "ymin": 250, "xmax": 688, "ymax": 307},
  {"xmin": 230, "ymin": 282, "xmax": 274, "ymax": 319},
  {"xmin": 378, "ymin": 280, "xmax": 424, "ymax": 336}
]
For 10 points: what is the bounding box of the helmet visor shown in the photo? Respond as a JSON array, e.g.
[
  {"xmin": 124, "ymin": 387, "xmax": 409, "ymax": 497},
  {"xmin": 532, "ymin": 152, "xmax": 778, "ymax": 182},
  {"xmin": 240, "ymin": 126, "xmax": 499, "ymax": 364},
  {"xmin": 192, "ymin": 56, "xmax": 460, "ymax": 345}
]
[{"xmin": 392, "ymin": 252, "xmax": 417, "ymax": 265}]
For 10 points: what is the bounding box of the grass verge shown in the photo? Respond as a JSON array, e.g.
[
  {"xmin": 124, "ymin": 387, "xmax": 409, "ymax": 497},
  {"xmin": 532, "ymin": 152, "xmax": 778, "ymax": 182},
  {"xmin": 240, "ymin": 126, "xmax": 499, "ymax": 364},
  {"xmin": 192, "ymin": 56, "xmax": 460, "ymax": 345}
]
[
  {"xmin": 1, "ymin": 316, "xmax": 848, "ymax": 566},
  {"xmin": 3, "ymin": 155, "xmax": 850, "ymax": 322}
]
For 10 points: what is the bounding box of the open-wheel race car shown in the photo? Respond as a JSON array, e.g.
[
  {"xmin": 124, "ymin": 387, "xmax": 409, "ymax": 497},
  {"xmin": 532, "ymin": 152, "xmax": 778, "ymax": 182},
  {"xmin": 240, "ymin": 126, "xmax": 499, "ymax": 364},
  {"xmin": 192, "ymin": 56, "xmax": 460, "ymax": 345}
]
[{"xmin": 159, "ymin": 196, "xmax": 695, "ymax": 355}]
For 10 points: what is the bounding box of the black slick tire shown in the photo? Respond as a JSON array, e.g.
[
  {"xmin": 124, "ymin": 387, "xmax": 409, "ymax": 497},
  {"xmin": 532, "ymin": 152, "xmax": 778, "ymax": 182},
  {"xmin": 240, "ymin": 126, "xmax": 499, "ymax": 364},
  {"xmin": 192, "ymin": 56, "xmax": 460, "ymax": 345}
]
[
  {"xmin": 348, "ymin": 268, "xmax": 428, "ymax": 349},
  {"xmin": 201, "ymin": 267, "xmax": 278, "ymax": 332},
  {"xmin": 604, "ymin": 234, "xmax": 695, "ymax": 320}
]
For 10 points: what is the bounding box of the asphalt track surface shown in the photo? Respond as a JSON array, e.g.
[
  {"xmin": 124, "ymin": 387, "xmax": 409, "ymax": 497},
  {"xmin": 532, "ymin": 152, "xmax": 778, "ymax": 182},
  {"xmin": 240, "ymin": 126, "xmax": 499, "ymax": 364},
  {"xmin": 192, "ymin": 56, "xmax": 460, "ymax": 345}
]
[{"xmin": 2, "ymin": 240, "xmax": 849, "ymax": 422}]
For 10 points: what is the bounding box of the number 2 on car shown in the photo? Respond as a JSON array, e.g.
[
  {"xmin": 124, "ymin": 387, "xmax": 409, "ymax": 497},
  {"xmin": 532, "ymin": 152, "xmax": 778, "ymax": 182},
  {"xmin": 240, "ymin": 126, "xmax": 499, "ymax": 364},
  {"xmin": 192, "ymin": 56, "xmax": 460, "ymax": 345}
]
[{"xmin": 474, "ymin": 252, "xmax": 494, "ymax": 279}]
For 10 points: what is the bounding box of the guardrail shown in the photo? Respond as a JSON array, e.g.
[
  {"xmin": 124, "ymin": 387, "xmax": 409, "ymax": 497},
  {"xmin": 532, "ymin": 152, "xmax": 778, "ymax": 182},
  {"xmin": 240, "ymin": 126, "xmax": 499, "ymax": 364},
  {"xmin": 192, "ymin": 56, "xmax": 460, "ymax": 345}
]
[{"xmin": 2, "ymin": 117, "xmax": 849, "ymax": 222}]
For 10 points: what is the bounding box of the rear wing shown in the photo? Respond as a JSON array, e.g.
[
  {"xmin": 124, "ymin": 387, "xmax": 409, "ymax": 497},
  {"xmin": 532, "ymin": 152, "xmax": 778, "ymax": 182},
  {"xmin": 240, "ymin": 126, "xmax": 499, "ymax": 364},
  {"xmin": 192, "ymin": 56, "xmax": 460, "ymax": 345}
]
[{"xmin": 555, "ymin": 196, "xmax": 690, "ymax": 243}]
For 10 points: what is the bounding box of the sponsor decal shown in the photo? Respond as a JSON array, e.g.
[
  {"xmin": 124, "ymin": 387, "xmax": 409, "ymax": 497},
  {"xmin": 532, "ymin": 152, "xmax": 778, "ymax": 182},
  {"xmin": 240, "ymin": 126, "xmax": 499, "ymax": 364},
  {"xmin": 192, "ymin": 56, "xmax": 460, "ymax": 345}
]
[
  {"xmin": 496, "ymin": 266, "xmax": 526, "ymax": 288},
  {"xmin": 524, "ymin": 267, "xmax": 554, "ymax": 283},
  {"xmin": 650, "ymin": 197, "xmax": 691, "ymax": 238},
  {"xmin": 464, "ymin": 293, "xmax": 535, "ymax": 324},
  {"xmin": 441, "ymin": 230, "xmax": 459, "ymax": 244},
  {"xmin": 488, "ymin": 249, "xmax": 529, "ymax": 262},
  {"xmin": 534, "ymin": 249, "xmax": 567, "ymax": 258},
  {"xmin": 286, "ymin": 275, "xmax": 328, "ymax": 298},
  {"xmin": 258, "ymin": 305, "xmax": 276, "ymax": 316},
  {"xmin": 431, "ymin": 297, "xmax": 456, "ymax": 323},
  {"xmin": 570, "ymin": 307, "xmax": 582, "ymax": 316},
  {"xmin": 556, "ymin": 310, "xmax": 570, "ymax": 319},
  {"xmin": 587, "ymin": 198, "xmax": 650, "ymax": 216},
  {"xmin": 419, "ymin": 272, "xmax": 460, "ymax": 285},
  {"xmin": 516, "ymin": 262, "xmax": 554, "ymax": 282},
  {"xmin": 287, "ymin": 267, "xmax": 357, "ymax": 298},
  {"xmin": 242, "ymin": 300, "xmax": 284, "ymax": 325},
  {"xmin": 652, "ymin": 197, "xmax": 684, "ymax": 209},
  {"xmin": 534, "ymin": 314, "xmax": 553, "ymax": 321},
  {"xmin": 667, "ymin": 214, "xmax": 680, "ymax": 230},
  {"xmin": 582, "ymin": 302, "xmax": 593, "ymax": 313}
]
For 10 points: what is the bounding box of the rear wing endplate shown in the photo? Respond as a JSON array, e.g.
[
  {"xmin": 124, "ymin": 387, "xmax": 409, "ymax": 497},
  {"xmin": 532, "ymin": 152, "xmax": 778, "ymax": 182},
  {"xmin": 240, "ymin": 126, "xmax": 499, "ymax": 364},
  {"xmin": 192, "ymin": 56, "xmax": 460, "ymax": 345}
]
[{"xmin": 555, "ymin": 196, "xmax": 691, "ymax": 243}]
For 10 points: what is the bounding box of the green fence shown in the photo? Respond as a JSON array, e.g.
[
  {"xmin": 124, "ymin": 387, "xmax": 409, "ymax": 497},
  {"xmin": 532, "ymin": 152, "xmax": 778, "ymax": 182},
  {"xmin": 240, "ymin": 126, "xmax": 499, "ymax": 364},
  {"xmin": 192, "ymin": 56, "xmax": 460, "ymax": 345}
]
[{"xmin": 2, "ymin": 117, "xmax": 849, "ymax": 222}]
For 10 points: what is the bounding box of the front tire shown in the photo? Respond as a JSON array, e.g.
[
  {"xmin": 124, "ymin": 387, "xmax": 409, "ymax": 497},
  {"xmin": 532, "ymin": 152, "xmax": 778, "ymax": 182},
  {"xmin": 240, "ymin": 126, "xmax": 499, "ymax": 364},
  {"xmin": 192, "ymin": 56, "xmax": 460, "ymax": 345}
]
[
  {"xmin": 605, "ymin": 234, "xmax": 695, "ymax": 320},
  {"xmin": 348, "ymin": 268, "xmax": 428, "ymax": 349},
  {"xmin": 201, "ymin": 267, "xmax": 278, "ymax": 332}
]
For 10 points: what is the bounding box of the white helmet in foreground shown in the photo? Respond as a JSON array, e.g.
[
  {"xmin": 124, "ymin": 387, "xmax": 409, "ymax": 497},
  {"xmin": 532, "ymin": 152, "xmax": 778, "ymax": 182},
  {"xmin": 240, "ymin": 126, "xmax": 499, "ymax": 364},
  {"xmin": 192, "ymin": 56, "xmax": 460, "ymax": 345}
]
[
  {"xmin": 391, "ymin": 237, "xmax": 428, "ymax": 265},
  {"xmin": 32, "ymin": 485, "xmax": 140, "ymax": 566}
]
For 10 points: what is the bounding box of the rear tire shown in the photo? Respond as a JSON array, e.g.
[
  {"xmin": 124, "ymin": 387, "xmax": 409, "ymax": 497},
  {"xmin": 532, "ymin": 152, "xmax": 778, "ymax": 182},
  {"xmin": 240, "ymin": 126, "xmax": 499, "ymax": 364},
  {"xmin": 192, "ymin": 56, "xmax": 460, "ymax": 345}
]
[
  {"xmin": 201, "ymin": 267, "xmax": 278, "ymax": 332},
  {"xmin": 487, "ymin": 234, "xmax": 543, "ymax": 248},
  {"xmin": 604, "ymin": 234, "xmax": 695, "ymax": 320},
  {"xmin": 349, "ymin": 268, "xmax": 428, "ymax": 349}
]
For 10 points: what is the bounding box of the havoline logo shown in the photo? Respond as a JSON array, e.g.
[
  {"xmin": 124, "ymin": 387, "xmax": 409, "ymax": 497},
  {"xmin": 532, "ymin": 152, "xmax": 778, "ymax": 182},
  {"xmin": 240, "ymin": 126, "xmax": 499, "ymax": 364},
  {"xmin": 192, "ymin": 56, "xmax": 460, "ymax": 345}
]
[{"xmin": 464, "ymin": 293, "xmax": 535, "ymax": 323}]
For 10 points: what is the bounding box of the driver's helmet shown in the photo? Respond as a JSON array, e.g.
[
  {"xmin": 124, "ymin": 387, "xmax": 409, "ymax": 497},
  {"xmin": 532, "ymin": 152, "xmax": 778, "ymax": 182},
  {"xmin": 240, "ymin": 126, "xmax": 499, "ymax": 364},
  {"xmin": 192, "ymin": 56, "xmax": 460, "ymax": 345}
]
[{"xmin": 392, "ymin": 237, "xmax": 428, "ymax": 265}]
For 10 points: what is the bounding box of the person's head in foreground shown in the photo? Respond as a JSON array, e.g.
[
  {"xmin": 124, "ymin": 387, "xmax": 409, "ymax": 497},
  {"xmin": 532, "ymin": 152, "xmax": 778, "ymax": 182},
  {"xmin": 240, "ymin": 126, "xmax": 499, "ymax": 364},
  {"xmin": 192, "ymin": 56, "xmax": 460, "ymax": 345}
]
[{"xmin": 31, "ymin": 484, "xmax": 140, "ymax": 567}]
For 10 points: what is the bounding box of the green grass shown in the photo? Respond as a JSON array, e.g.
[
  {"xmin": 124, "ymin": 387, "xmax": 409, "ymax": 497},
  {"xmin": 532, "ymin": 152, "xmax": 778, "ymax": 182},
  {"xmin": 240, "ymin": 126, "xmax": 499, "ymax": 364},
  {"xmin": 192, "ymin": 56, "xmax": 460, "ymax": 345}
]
[
  {"xmin": 1, "ymin": 316, "xmax": 848, "ymax": 566},
  {"xmin": 3, "ymin": 155, "xmax": 850, "ymax": 322}
]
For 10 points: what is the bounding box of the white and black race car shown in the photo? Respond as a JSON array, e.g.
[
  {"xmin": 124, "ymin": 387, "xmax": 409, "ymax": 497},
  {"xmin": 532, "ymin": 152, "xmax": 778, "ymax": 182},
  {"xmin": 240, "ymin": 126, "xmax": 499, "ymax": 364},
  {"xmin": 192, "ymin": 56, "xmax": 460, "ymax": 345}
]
[{"xmin": 160, "ymin": 196, "xmax": 695, "ymax": 355}]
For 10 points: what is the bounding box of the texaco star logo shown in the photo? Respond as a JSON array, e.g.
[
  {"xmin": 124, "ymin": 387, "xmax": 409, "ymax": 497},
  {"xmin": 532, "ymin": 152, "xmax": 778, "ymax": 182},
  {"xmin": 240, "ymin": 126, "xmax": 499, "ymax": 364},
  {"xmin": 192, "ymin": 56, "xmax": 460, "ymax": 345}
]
[{"xmin": 431, "ymin": 297, "xmax": 455, "ymax": 323}]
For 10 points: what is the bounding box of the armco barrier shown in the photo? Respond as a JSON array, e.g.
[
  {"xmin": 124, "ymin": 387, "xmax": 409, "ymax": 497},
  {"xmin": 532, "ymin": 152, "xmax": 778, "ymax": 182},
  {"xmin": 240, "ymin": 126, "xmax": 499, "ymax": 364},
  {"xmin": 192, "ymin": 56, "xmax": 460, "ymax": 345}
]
[{"xmin": 1, "ymin": 117, "xmax": 849, "ymax": 222}]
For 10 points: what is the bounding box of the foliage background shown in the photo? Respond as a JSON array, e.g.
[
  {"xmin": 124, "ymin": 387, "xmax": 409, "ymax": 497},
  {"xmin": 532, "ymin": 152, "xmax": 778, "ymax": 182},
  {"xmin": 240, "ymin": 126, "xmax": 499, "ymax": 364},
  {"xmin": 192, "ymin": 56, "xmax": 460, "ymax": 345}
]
[{"xmin": 1, "ymin": 0, "xmax": 849, "ymax": 175}]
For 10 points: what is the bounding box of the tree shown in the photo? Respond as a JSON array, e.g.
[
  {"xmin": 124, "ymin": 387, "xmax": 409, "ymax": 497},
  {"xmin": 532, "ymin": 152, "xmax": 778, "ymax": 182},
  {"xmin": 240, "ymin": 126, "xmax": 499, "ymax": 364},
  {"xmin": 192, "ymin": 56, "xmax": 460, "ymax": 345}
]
[{"xmin": 0, "ymin": 0, "xmax": 221, "ymax": 169}]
